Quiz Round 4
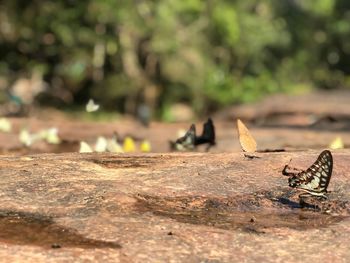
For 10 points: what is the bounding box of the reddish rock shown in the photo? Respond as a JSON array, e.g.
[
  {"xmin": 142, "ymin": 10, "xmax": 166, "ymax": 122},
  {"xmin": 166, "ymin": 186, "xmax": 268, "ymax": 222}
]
[{"xmin": 0, "ymin": 151, "xmax": 349, "ymax": 261}]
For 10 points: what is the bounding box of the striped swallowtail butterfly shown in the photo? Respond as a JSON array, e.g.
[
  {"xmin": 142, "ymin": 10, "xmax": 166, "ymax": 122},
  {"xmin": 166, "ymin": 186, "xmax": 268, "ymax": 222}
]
[{"xmin": 282, "ymin": 150, "xmax": 333, "ymax": 199}]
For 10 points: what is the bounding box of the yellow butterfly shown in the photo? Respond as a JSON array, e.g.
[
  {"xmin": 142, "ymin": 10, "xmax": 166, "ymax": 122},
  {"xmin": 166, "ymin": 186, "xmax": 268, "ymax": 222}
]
[
  {"xmin": 329, "ymin": 136, "xmax": 344, "ymax": 149},
  {"xmin": 123, "ymin": 136, "xmax": 136, "ymax": 152},
  {"xmin": 140, "ymin": 140, "xmax": 151, "ymax": 152}
]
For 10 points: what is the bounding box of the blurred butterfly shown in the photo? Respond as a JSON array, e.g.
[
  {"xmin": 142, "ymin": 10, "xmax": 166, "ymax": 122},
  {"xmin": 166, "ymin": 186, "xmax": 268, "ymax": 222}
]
[
  {"xmin": 106, "ymin": 133, "xmax": 124, "ymax": 153},
  {"xmin": 282, "ymin": 150, "xmax": 333, "ymax": 199},
  {"xmin": 19, "ymin": 128, "xmax": 34, "ymax": 147},
  {"xmin": 140, "ymin": 139, "xmax": 152, "ymax": 152},
  {"xmin": 237, "ymin": 119, "xmax": 257, "ymax": 153},
  {"xmin": 123, "ymin": 136, "xmax": 136, "ymax": 152},
  {"xmin": 39, "ymin": 127, "xmax": 61, "ymax": 144},
  {"xmin": 79, "ymin": 141, "xmax": 93, "ymax": 153},
  {"xmin": 86, "ymin": 99, "xmax": 100, "ymax": 112},
  {"xmin": 196, "ymin": 118, "xmax": 216, "ymax": 150},
  {"xmin": 95, "ymin": 136, "xmax": 108, "ymax": 152},
  {"xmin": 19, "ymin": 128, "xmax": 43, "ymax": 147},
  {"xmin": 329, "ymin": 136, "xmax": 344, "ymax": 150},
  {"xmin": 170, "ymin": 118, "xmax": 216, "ymax": 151},
  {"xmin": 171, "ymin": 124, "xmax": 196, "ymax": 151},
  {"xmin": 0, "ymin": 118, "xmax": 12, "ymax": 132}
]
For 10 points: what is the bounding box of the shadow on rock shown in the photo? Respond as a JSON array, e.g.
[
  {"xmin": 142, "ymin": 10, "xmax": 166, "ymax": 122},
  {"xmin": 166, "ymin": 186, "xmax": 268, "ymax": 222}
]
[
  {"xmin": 0, "ymin": 210, "xmax": 121, "ymax": 249},
  {"xmin": 135, "ymin": 193, "xmax": 348, "ymax": 233}
]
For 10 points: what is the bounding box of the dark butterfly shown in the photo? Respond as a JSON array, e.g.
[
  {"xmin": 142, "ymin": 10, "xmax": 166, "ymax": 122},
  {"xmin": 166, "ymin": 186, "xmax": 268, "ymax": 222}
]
[
  {"xmin": 282, "ymin": 150, "xmax": 333, "ymax": 199},
  {"xmin": 170, "ymin": 118, "xmax": 216, "ymax": 151},
  {"xmin": 195, "ymin": 118, "xmax": 216, "ymax": 149}
]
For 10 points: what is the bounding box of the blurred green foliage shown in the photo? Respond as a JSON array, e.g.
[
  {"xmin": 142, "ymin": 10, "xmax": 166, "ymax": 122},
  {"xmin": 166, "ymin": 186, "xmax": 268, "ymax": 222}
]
[{"xmin": 0, "ymin": 0, "xmax": 350, "ymax": 118}]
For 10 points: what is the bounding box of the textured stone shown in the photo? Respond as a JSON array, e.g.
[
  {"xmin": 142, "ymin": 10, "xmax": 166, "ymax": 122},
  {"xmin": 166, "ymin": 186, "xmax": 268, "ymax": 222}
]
[{"xmin": 0, "ymin": 151, "xmax": 349, "ymax": 262}]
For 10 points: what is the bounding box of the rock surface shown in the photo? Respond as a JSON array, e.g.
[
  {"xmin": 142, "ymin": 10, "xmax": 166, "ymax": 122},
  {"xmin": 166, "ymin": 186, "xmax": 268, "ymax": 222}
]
[{"xmin": 0, "ymin": 150, "xmax": 350, "ymax": 262}]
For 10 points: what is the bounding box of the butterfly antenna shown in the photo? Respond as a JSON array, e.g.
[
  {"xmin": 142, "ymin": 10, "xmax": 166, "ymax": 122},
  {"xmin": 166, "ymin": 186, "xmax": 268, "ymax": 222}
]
[{"xmin": 282, "ymin": 158, "xmax": 293, "ymax": 176}]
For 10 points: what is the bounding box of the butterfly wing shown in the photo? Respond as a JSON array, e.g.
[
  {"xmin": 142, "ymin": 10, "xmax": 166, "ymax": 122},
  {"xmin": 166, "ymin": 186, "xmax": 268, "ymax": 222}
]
[
  {"xmin": 86, "ymin": 99, "xmax": 99, "ymax": 112},
  {"xmin": 288, "ymin": 150, "xmax": 333, "ymax": 196},
  {"xmin": 174, "ymin": 124, "xmax": 196, "ymax": 150},
  {"xmin": 195, "ymin": 118, "xmax": 216, "ymax": 146},
  {"xmin": 79, "ymin": 141, "xmax": 93, "ymax": 153},
  {"xmin": 237, "ymin": 119, "xmax": 257, "ymax": 153}
]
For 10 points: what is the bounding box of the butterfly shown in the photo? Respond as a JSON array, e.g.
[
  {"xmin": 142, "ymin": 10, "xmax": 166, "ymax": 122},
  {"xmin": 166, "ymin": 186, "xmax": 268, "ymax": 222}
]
[
  {"xmin": 86, "ymin": 99, "xmax": 100, "ymax": 112},
  {"xmin": 79, "ymin": 141, "xmax": 93, "ymax": 153},
  {"xmin": 140, "ymin": 140, "xmax": 152, "ymax": 152},
  {"xmin": 170, "ymin": 118, "xmax": 216, "ymax": 151},
  {"xmin": 195, "ymin": 118, "xmax": 216, "ymax": 149},
  {"xmin": 237, "ymin": 119, "xmax": 257, "ymax": 153},
  {"xmin": 282, "ymin": 150, "xmax": 333, "ymax": 199},
  {"xmin": 39, "ymin": 127, "xmax": 61, "ymax": 144},
  {"xmin": 95, "ymin": 136, "xmax": 108, "ymax": 152},
  {"xmin": 171, "ymin": 124, "xmax": 196, "ymax": 151},
  {"xmin": 329, "ymin": 136, "xmax": 344, "ymax": 150},
  {"xmin": 236, "ymin": 118, "xmax": 259, "ymax": 159},
  {"xmin": 123, "ymin": 136, "xmax": 136, "ymax": 152},
  {"xmin": 0, "ymin": 118, "xmax": 12, "ymax": 132}
]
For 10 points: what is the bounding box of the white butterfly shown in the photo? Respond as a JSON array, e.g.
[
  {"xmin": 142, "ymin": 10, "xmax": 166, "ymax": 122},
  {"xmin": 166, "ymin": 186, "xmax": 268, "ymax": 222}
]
[
  {"xmin": 39, "ymin": 127, "xmax": 61, "ymax": 144},
  {"xmin": 80, "ymin": 135, "xmax": 124, "ymax": 153},
  {"xmin": 95, "ymin": 136, "xmax": 108, "ymax": 152},
  {"xmin": 19, "ymin": 129, "xmax": 41, "ymax": 146},
  {"xmin": 86, "ymin": 99, "xmax": 100, "ymax": 112},
  {"xmin": 106, "ymin": 136, "xmax": 124, "ymax": 153},
  {"xmin": 79, "ymin": 141, "xmax": 93, "ymax": 153},
  {"xmin": 0, "ymin": 118, "xmax": 11, "ymax": 132}
]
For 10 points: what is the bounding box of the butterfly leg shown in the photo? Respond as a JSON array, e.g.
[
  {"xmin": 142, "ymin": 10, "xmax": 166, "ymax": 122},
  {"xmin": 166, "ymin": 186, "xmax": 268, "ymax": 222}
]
[
  {"xmin": 299, "ymin": 194, "xmax": 318, "ymax": 210},
  {"xmin": 298, "ymin": 193, "xmax": 328, "ymax": 210},
  {"xmin": 205, "ymin": 143, "xmax": 214, "ymax": 152},
  {"xmin": 244, "ymin": 153, "xmax": 261, "ymax": 159}
]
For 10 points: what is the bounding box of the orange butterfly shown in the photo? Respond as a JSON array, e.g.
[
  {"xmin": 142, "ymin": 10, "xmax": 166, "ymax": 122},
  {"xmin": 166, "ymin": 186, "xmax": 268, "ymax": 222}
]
[{"xmin": 236, "ymin": 119, "xmax": 257, "ymax": 153}]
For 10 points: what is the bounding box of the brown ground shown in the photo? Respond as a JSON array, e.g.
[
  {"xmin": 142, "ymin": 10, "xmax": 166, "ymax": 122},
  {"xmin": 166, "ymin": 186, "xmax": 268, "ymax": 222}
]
[
  {"xmin": 0, "ymin": 91, "xmax": 350, "ymax": 262},
  {"xmin": 0, "ymin": 151, "xmax": 350, "ymax": 262}
]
